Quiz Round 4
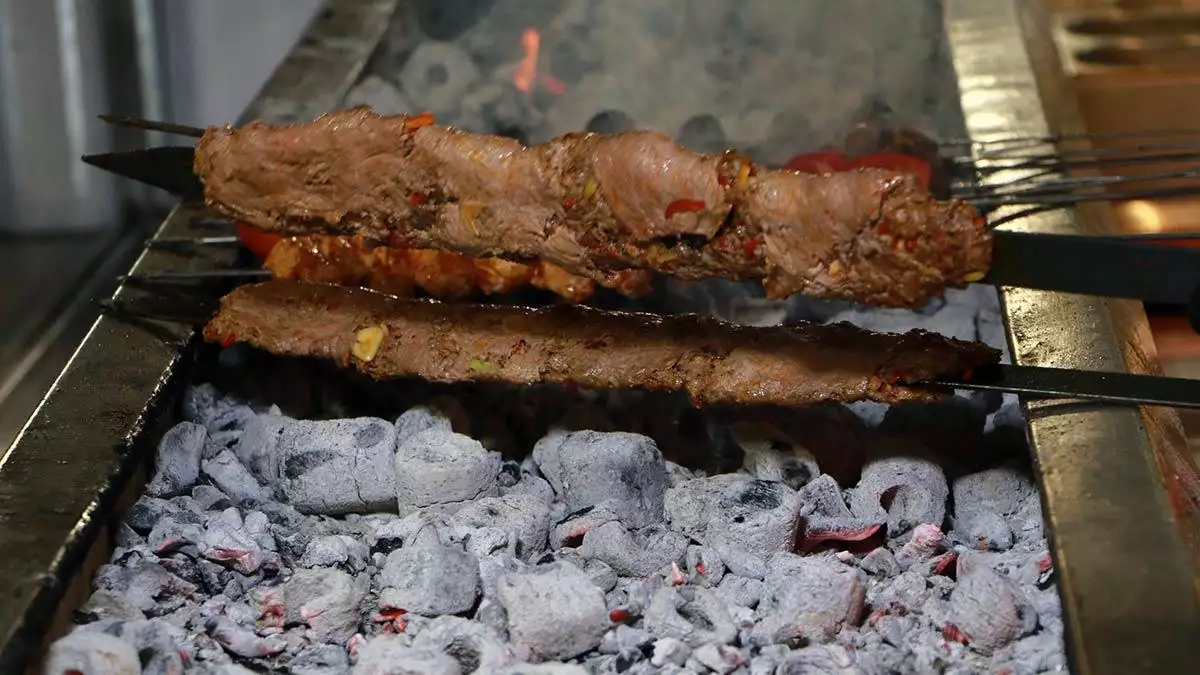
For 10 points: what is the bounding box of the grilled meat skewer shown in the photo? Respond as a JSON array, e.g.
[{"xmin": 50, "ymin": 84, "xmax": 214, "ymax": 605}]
[
  {"xmin": 204, "ymin": 280, "xmax": 999, "ymax": 408},
  {"xmin": 265, "ymin": 234, "xmax": 654, "ymax": 303},
  {"xmin": 195, "ymin": 108, "xmax": 990, "ymax": 309}
]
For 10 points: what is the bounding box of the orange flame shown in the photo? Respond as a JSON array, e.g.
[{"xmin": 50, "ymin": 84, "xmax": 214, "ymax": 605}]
[
  {"xmin": 513, "ymin": 28, "xmax": 539, "ymax": 93},
  {"xmin": 513, "ymin": 27, "xmax": 567, "ymax": 95}
]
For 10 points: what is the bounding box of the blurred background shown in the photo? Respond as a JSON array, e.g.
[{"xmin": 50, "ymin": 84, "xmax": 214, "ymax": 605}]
[{"xmin": 0, "ymin": 0, "xmax": 323, "ymax": 447}]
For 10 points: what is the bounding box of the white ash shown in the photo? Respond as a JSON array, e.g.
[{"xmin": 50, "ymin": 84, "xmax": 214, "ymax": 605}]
[{"xmin": 49, "ymin": 377, "xmax": 1064, "ymax": 674}]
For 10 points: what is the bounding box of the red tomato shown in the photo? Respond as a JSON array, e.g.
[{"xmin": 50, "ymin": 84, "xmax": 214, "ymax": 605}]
[
  {"xmin": 783, "ymin": 151, "xmax": 851, "ymax": 174},
  {"xmin": 234, "ymin": 222, "xmax": 282, "ymax": 259},
  {"xmin": 848, "ymin": 152, "xmax": 932, "ymax": 190}
]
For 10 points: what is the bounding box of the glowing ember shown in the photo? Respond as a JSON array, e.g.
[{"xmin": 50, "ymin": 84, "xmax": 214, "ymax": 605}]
[{"xmin": 513, "ymin": 27, "xmax": 566, "ymax": 95}]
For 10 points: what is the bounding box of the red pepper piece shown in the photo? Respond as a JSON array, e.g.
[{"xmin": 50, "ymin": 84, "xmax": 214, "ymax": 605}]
[
  {"xmin": 783, "ymin": 151, "xmax": 850, "ymax": 174},
  {"xmin": 743, "ymin": 235, "xmax": 763, "ymax": 258},
  {"xmin": 402, "ymin": 112, "xmax": 436, "ymax": 132},
  {"xmin": 409, "ymin": 192, "xmax": 426, "ymax": 206},
  {"xmin": 609, "ymin": 609, "xmax": 634, "ymax": 623},
  {"xmin": 664, "ymin": 198, "xmax": 706, "ymax": 219},
  {"xmin": 219, "ymin": 334, "xmax": 237, "ymax": 349},
  {"xmin": 234, "ymin": 222, "xmax": 282, "ymax": 259},
  {"xmin": 849, "ymin": 152, "xmax": 932, "ymax": 190}
]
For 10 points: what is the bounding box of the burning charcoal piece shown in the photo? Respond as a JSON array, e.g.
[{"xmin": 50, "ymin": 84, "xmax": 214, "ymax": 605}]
[
  {"xmin": 206, "ymin": 615, "xmax": 287, "ymax": 658},
  {"xmin": 399, "ymin": 41, "xmax": 480, "ymax": 120},
  {"xmin": 729, "ymin": 421, "xmax": 820, "ymax": 490},
  {"xmin": 954, "ymin": 509, "xmax": 1014, "ymax": 551},
  {"xmin": 677, "ymin": 114, "xmax": 728, "ymax": 154},
  {"xmin": 685, "ymin": 545, "xmax": 726, "ymax": 587},
  {"xmin": 754, "ymin": 553, "xmax": 866, "ymax": 645},
  {"xmin": 585, "ymin": 109, "xmax": 636, "ymax": 134},
  {"xmin": 201, "ymin": 450, "xmax": 274, "ymax": 505},
  {"xmin": 795, "ymin": 474, "xmax": 882, "ymax": 551},
  {"xmin": 445, "ymin": 494, "xmax": 552, "ymax": 562},
  {"xmin": 664, "ymin": 475, "xmax": 802, "ymax": 578},
  {"xmin": 230, "ymin": 414, "xmax": 291, "ymax": 484},
  {"xmin": 947, "ymin": 554, "xmax": 1037, "ymax": 653},
  {"xmin": 96, "ymin": 618, "xmax": 189, "ymax": 674},
  {"xmin": 580, "ymin": 521, "xmax": 688, "ymax": 577},
  {"xmin": 344, "ymin": 75, "xmax": 413, "ymax": 116},
  {"xmin": 774, "ymin": 645, "xmax": 863, "ymax": 674},
  {"xmin": 301, "ymin": 534, "xmax": 370, "ymax": 572},
  {"xmin": 952, "ymin": 465, "xmax": 1037, "ymax": 520},
  {"xmin": 351, "ymin": 635, "xmax": 460, "ymax": 675},
  {"xmin": 497, "ymin": 666, "xmax": 589, "ymax": 675},
  {"xmin": 278, "ymin": 418, "xmax": 399, "ymax": 515},
  {"xmin": 533, "ymin": 430, "xmax": 667, "ymax": 528},
  {"xmin": 192, "ymin": 484, "xmax": 233, "ymax": 511},
  {"xmin": 146, "ymin": 421, "xmax": 206, "ymax": 496},
  {"xmin": 650, "ymin": 637, "xmax": 691, "ymax": 668},
  {"xmin": 200, "ymin": 508, "xmax": 267, "ymax": 574},
  {"xmin": 849, "ymin": 439, "xmax": 948, "ymax": 539},
  {"xmin": 379, "ymin": 543, "xmax": 480, "ymax": 616},
  {"xmin": 412, "ymin": 616, "xmax": 518, "ymax": 672},
  {"xmin": 551, "ymin": 549, "xmax": 619, "ymax": 593},
  {"xmin": 394, "ymin": 428, "xmax": 501, "ymax": 516},
  {"xmin": 395, "ymin": 405, "xmax": 455, "ymax": 446},
  {"xmin": 257, "ymin": 568, "xmax": 368, "ymax": 644},
  {"xmin": 894, "ymin": 522, "xmax": 943, "ymax": 570},
  {"xmin": 859, "ymin": 547, "xmax": 900, "ymax": 578},
  {"xmin": 499, "ymin": 471, "xmax": 555, "ymax": 506},
  {"xmin": 549, "ymin": 501, "xmax": 623, "ymax": 549},
  {"xmin": 643, "ymin": 586, "xmax": 738, "ymax": 648},
  {"xmin": 44, "ymin": 629, "xmax": 140, "ymax": 675},
  {"xmin": 494, "ymin": 561, "xmax": 608, "ymax": 661}
]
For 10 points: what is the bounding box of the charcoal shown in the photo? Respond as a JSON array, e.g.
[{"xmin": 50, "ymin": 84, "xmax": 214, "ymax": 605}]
[
  {"xmin": 289, "ymin": 642, "xmax": 351, "ymax": 675},
  {"xmin": 693, "ymin": 643, "xmax": 747, "ymax": 674},
  {"xmin": 498, "ymin": 665, "xmax": 589, "ymax": 675},
  {"xmin": 715, "ymin": 576, "xmax": 762, "ymax": 609},
  {"xmin": 664, "ymin": 475, "xmax": 802, "ymax": 579},
  {"xmin": 551, "ymin": 550, "xmax": 619, "ymax": 592},
  {"xmin": 663, "ymin": 461, "xmax": 697, "ymax": 488},
  {"xmin": 953, "ymin": 465, "xmax": 1036, "ymax": 529},
  {"xmin": 549, "ymin": 501, "xmax": 622, "ymax": 549},
  {"xmin": 43, "ymin": 629, "xmax": 140, "ymax": 674},
  {"xmin": 729, "ymin": 422, "xmax": 820, "ymax": 490},
  {"xmin": 206, "ymin": 615, "xmax": 287, "ymax": 658},
  {"xmin": 193, "ymin": 484, "xmax": 234, "ymax": 511},
  {"xmin": 230, "ymin": 414, "xmax": 291, "ymax": 482},
  {"xmin": 684, "ymin": 545, "xmax": 725, "ymax": 587},
  {"xmin": 379, "ymin": 543, "xmax": 481, "ymax": 615},
  {"xmin": 395, "ymin": 428, "xmax": 501, "ymax": 516},
  {"xmin": 344, "ymin": 74, "xmax": 413, "ymax": 115},
  {"xmin": 412, "ymin": 615, "xmax": 519, "ymax": 672},
  {"xmin": 858, "ymin": 547, "xmax": 900, "ymax": 578},
  {"xmin": 125, "ymin": 495, "xmax": 198, "ymax": 534},
  {"xmin": 396, "ymin": 405, "xmax": 455, "ymax": 446},
  {"xmin": 649, "ymin": 637, "xmax": 691, "ymax": 667},
  {"xmin": 954, "ymin": 509, "xmax": 1014, "ymax": 551},
  {"xmin": 94, "ymin": 558, "xmax": 197, "ymax": 614},
  {"xmin": 495, "ymin": 561, "xmax": 608, "ymax": 660},
  {"xmin": 947, "ymin": 553, "xmax": 1036, "ymax": 653},
  {"xmin": 199, "ymin": 508, "xmax": 267, "ymax": 574},
  {"xmin": 202, "ymin": 450, "xmax": 274, "ymax": 505},
  {"xmin": 774, "ymin": 645, "xmax": 863, "ymax": 674},
  {"xmin": 500, "ymin": 472, "xmax": 556, "ymax": 505},
  {"xmin": 279, "ymin": 418, "xmax": 399, "ymax": 515},
  {"xmin": 580, "ymin": 521, "xmax": 688, "ymax": 577},
  {"xmin": 75, "ymin": 590, "xmax": 146, "ymax": 623},
  {"xmin": 146, "ymin": 421, "xmax": 207, "ymax": 496},
  {"xmin": 106, "ymin": 618, "xmax": 189, "ymax": 674},
  {"xmin": 849, "ymin": 439, "xmax": 948, "ymax": 539},
  {"xmin": 893, "ymin": 522, "xmax": 943, "ymax": 570},
  {"xmin": 754, "ymin": 554, "xmax": 866, "ymax": 645},
  {"xmin": 1003, "ymin": 630, "xmax": 1069, "ymax": 674},
  {"xmin": 644, "ymin": 586, "xmax": 737, "ymax": 648},
  {"xmin": 445, "ymin": 494, "xmax": 552, "ymax": 562},
  {"xmin": 263, "ymin": 567, "xmax": 368, "ymax": 643},
  {"xmin": 147, "ymin": 516, "xmax": 203, "ymax": 556},
  {"xmin": 351, "ymin": 635, "xmax": 461, "ymax": 675},
  {"xmin": 532, "ymin": 431, "xmax": 667, "ymax": 528},
  {"xmin": 302, "ymin": 534, "xmax": 371, "ymax": 573}
]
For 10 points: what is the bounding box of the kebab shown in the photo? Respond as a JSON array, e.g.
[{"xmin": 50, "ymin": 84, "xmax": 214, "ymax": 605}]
[
  {"xmin": 260, "ymin": 231, "xmax": 653, "ymax": 303},
  {"xmin": 194, "ymin": 107, "xmax": 990, "ymax": 309}
]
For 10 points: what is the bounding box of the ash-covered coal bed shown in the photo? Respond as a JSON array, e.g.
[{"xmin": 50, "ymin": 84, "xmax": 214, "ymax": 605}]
[{"xmin": 46, "ymin": 288, "xmax": 1065, "ymax": 674}]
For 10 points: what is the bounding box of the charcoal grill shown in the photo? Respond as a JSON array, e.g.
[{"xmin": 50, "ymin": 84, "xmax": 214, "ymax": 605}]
[{"xmin": 2, "ymin": 0, "xmax": 1199, "ymax": 672}]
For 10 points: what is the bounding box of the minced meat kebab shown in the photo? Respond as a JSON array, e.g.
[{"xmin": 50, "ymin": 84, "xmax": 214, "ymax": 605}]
[
  {"xmin": 195, "ymin": 108, "xmax": 991, "ymax": 309},
  {"xmin": 204, "ymin": 280, "xmax": 999, "ymax": 408}
]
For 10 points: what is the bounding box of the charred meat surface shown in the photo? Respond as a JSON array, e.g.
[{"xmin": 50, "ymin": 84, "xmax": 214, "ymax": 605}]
[
  {"xmin": 203, "ymin": 281, "xmax": 1000, "ymax": 407},
  {"xmin": 263, "ymin": 234, "xmax": 654, "ymax": 303},
  {"xmin": 195, "ymin": 108, "xmax": 992, "ymax": 308}
]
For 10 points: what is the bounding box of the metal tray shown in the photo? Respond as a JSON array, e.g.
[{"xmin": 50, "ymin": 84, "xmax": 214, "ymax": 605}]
[{"xmin": 0, "ymin": 1, "xmax": 1196, "ymax": 672}]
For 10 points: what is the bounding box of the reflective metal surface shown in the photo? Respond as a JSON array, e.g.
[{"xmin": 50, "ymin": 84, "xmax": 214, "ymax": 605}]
[
  {"xmin": 946, "ymin": 1, "xmax": 1200, "ymax": 673},
  {"xmin": 0, "ymin": 0, "xmax": 400, "ymax": 670}
]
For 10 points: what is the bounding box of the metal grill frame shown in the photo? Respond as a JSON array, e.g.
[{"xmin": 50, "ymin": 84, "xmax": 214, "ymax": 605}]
[{"xmin": 1, "ymin": 1, "xmax": 1197, "ymax": 672}]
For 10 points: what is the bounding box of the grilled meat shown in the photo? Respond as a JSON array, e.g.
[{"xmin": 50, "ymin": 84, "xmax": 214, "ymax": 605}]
[
  {"xmin": 203, "ymin": 281, "xmax": 1000, "ymax": 407},
  {"xmin": 195, "ymin": 108, "xmax": 991, "ymax": 309},
  {"xmin": 263, "ymin": 234, "xmax": 654, "ymax": 303}
]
